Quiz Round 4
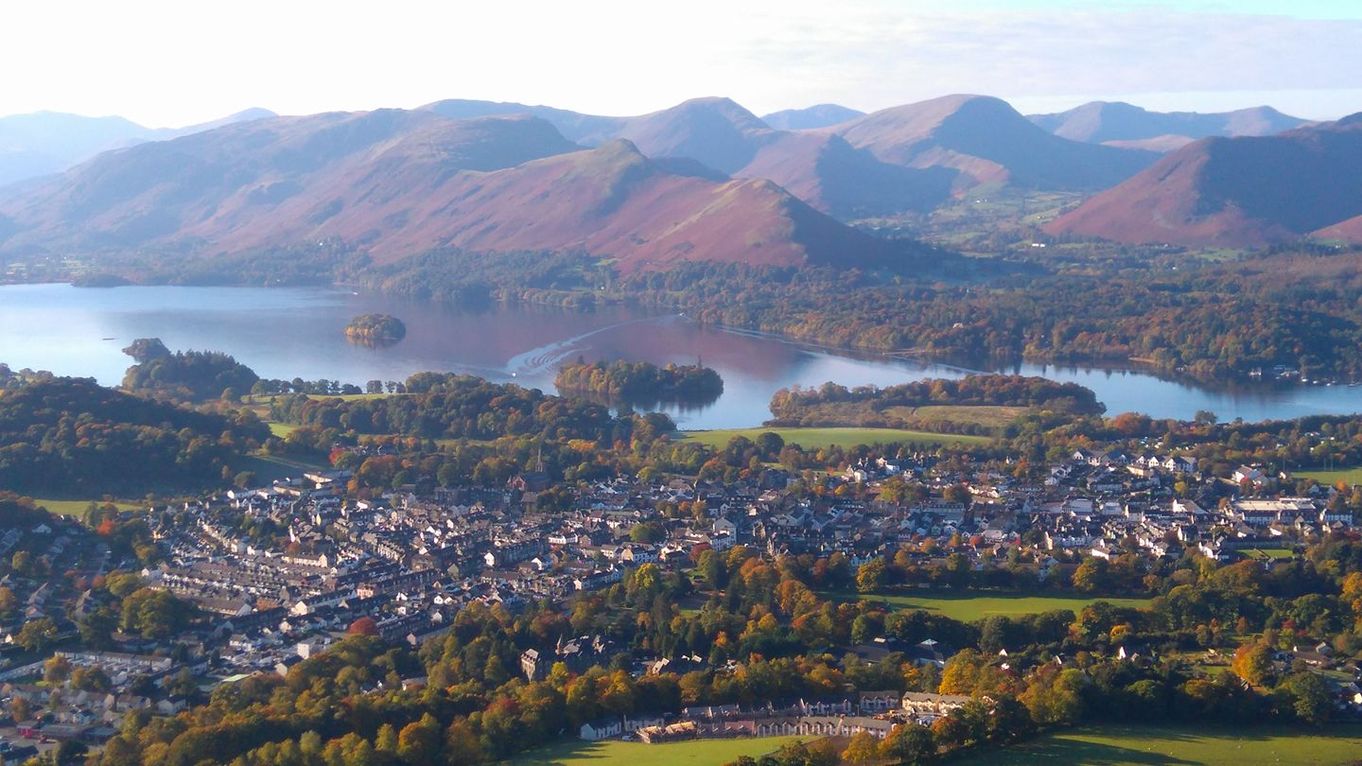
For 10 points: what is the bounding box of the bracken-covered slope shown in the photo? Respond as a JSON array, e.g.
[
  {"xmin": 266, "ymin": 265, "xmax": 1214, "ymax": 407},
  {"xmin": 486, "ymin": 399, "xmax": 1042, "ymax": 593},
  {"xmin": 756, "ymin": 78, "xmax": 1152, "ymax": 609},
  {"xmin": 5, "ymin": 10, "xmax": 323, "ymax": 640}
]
[
  {"xmin": 0, "ymin": 110, "xmax": 916, "ymax": 273},
  {"xmin": 1046, "ymin": 114, "xmax": 1362, "ymax": 248},
  {"xmin": 832, "ymin": 94, "xmax": 1159, "ymax": 191}
]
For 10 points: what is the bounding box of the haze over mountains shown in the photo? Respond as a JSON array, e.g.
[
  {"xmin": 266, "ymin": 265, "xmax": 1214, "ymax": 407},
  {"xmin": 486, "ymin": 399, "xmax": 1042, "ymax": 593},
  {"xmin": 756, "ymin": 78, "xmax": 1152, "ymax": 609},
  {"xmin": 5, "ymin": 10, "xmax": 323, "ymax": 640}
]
[
  {"xmin": 0, "ymin": 93, "xmax": 1346, "ymax": 272},
  {"xmin": 1028, "ymin": 101, "xmax": 1310, "ymax": 152},
  {"xmin": 0, "ymin": 108, "xmax": 275, "ymax": 187}
]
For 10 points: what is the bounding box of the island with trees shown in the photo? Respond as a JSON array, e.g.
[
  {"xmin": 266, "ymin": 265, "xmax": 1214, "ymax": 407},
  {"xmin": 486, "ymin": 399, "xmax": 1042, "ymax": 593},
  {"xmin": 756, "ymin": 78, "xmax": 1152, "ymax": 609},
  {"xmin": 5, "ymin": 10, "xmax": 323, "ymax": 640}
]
[
  {"xmin": 554, "ymin": 359, "xmax": 724, "ymax": 408},
  {"xmin": 344, "ymin": 313, "xmax": 407, "ymax": 346}
]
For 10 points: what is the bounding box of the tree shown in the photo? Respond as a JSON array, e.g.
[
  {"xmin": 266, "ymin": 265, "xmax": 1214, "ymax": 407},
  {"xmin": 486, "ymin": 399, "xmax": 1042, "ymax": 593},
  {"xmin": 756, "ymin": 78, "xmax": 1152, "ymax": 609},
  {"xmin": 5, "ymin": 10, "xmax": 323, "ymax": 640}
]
[
  {"xmin": 841, "ymin": 730, "xmax": 879, "ymax": 764},
  {"xmin": 856, "ymin": 558, "xmax": 887, "ymax": 594},
  {"xmin": 16, "ymin": 616, "xmax": 58, "ymax": 652},
  {"xmin": 880, "ymin": 723, "xmax": 935, "ymax": 764},
  {"xmin": 397, "ymin": 713, "xmax": 442, "ymax": 764},
  {"xmin": 347, "ymin": 616, "xmax": 380, "ymax": 636},
  {"xmin": 44, "ymin": 655, "xmax": 72, "ymax": 684},
  {"xmin": 1282, "ymin": 672, "xmax": 1331, "ymax": 725},
  {"xmin": 1231, "ymin": 642, "xmax": 1274, "ymax": 686}
]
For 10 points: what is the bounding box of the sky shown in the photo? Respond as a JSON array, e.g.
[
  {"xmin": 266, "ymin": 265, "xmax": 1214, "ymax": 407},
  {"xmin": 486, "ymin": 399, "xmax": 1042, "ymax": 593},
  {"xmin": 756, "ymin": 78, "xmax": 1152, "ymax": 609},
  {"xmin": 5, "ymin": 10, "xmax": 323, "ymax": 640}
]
[{"xmin": 2, "ymin": 0, "xmax": 1360, "ymax": 126}]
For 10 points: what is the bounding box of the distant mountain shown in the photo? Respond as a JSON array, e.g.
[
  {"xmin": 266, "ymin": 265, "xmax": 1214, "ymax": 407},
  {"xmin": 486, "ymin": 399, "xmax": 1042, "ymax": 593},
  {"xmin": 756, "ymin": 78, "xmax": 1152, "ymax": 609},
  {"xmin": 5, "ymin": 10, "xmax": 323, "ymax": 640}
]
[
  {"xmin": 1046, "ymin": 114, "xmax": 1362, "ymax": 247},
  {"xmin": 1029, "ymin": 102, "xmax": 1308, "ymax": 149},
  {"xmin": 831, "ymin": 95, "xmax": 1158, "ymax": 191},
  {"xmin": 421, "ymin": 98, "xmax": 625, "ymax": 144},
  {"xmin": 0, "ymin": 108, "xmax": 275, "ymax": 187},
  {"xmin": 762, "ymin": 104, "xmax": 864, "ymax": 130},
  {"xmin": 0, "ymin": 109, "xmax": 916, "ymax": 273},
  {"xmin": 1315, "ymin": 214, "xmax": 1362, "ymax": 244}
]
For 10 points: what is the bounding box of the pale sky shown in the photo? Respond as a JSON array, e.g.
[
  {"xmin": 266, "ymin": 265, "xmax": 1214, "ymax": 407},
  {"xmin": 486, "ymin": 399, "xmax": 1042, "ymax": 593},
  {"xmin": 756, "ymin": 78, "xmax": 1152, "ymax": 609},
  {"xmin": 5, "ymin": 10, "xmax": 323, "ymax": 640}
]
[{"xmin": 3, "ymin": 0, "xmax": 1360, "ymax": 126}]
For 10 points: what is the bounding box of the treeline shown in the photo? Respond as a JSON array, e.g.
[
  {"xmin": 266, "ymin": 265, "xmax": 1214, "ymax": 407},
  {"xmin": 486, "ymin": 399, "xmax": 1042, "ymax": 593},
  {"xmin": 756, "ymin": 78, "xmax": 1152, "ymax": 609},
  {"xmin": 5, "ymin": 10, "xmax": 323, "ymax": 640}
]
[
  {"xmin": 270, "ymin": 373, "xmax": 671, "ymax": 445},
  {"xmin": 0, "ymin": 377, "xmax": 268, "ymax": 494},
  {"xmin": 121, "ymin": 338, "xmax": 260, "ymax": 401},
  {"xmin": 768, "ymin": 375, "xmax": 1104, "ymax": 431},
  {"xmin": 611, "ymin": 255, "xmax": 1362, "ymax": 384},
  {"xmin": 554, "ymin": 360, "xmax": 723, "ymax": 406}
]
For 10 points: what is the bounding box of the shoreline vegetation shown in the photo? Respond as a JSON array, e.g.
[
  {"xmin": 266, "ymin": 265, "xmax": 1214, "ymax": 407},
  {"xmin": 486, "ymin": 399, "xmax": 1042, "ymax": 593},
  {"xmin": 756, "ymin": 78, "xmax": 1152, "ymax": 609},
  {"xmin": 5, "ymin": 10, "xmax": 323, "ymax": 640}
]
[{"xmin": 554, "ymin": 359, "xmax": 724, "ymax": 408}]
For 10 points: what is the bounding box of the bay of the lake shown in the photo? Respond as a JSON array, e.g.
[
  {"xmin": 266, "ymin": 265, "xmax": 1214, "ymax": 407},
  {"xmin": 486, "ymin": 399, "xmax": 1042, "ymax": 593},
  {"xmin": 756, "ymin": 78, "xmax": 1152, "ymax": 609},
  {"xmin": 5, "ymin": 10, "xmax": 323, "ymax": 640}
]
[{"xmin": 2, "ymin": 283, "xmax": 1361, "ymax": 429}]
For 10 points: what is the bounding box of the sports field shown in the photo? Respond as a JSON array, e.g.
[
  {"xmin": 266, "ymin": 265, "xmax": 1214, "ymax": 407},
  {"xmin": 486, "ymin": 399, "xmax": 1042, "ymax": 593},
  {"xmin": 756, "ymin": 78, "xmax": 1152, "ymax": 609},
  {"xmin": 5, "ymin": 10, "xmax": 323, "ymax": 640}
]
[
  {"xmin": 951, "ymin": 723, "xmax": 1362, "ymax": 765},
  {"xmin": 842, "ymin": 590, "xmax": 1151, "ymax": 621}
]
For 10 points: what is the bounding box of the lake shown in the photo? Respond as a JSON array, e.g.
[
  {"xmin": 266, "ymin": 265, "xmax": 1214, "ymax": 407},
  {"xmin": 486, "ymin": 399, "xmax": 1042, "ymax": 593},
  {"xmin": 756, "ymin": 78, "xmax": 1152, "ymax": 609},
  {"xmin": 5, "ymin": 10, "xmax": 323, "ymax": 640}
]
[{"xmin": 2, "ymin": 283, "xmax": 1362, "ymax": 429}]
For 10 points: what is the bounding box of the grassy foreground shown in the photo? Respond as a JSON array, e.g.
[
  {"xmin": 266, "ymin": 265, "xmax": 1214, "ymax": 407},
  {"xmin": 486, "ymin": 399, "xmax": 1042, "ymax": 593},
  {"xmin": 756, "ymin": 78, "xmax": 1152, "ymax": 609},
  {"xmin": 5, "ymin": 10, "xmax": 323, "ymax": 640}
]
[
  {"xmin": 510, "ymin": 735, "xmax": 806, "ymax": 766},
  {"xmin": 683, "ymin": 427, "xmax": 990, "ymax": 451},
  {"xmin": 846, "ymin": 590, "xmax": 1151, "ymax": 621},
  {"xmin": 950, "ymin": 723, "xmax": 1362, "ymax": 765},
  {"xmin": 1297, "ymin": 466, "xmax": 1362, "ymax": 486}
]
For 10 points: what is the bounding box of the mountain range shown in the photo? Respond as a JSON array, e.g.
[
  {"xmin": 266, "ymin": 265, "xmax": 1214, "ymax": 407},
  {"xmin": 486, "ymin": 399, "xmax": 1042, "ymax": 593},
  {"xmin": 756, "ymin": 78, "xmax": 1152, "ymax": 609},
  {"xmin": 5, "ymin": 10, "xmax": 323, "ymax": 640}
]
[
  {"xmin": 1028, "ymin": 101, "xmax": 1309, "ymax": 152},
  {"xmin": 0, "ymin": 94, "xmax": 1343, "ymax": 271},
  {"xmin": 0, "ymin": 109, "xmax": 913, "ymax": 273},
  {"xmin": 1047, "ymin": 113, "xmax": 1362, "ymax": 247},
  {"xmin": 0, "ymin": 108, "xmax": 275, "ymax": 187}
]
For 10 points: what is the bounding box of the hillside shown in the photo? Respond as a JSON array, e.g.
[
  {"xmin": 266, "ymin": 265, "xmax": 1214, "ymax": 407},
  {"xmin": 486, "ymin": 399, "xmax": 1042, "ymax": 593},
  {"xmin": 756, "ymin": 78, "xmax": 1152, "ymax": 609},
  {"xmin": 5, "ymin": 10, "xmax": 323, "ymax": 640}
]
[
  {"xmin": 1047, "ymin": 114, "xmax": 1362, "ymax": 247},
  {"xmin": 1029, "ymin": 101, "xmax": 1307, "ymax": 147},
  {"xmin": 832, "ymin": 94, "xmax": 1158, "ymax": 191},
  {"xmin": 761, "ymin": 104, "xmax": 864, "ymax": 130},
  {"xmin": 0, "ymin": 110, "xmax": 918, "ymax": 274},
  {"xmin": 0, "ymin": 108, "xmax": 276, "ymax": 187}
]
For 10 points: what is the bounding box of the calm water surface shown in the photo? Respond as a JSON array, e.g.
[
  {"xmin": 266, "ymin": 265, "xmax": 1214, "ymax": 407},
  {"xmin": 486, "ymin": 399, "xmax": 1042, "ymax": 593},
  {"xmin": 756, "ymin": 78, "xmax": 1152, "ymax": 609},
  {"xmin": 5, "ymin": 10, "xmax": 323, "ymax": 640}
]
[{"xmin": 2, "ymin": 283, "xmax": 1361, "ymax": 429}]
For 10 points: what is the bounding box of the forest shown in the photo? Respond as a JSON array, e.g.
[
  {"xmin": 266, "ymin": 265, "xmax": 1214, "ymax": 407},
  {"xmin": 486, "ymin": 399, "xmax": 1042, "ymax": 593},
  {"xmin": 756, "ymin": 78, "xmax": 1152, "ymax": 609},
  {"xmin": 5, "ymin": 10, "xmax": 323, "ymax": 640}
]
[
  {"xmin": 0, "ymin": 376, "xmax": 268, "ymax": 494},
  {"xmin": 121, "ymin": 339, "xmax": 261, "ymax": 402}
]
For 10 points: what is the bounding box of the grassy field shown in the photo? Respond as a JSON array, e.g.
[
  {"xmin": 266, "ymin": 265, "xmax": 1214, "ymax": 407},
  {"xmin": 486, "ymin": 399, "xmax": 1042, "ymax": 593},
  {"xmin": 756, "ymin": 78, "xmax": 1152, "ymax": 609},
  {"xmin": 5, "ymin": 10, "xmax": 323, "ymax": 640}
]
[
  {"xmin": 951, "ymin": 723, "xmax": 1362, "ymax": 765},
  {"xmin": 683, "ymin": 427, "xmax": 990, "ymax": 451},
  {"xmin": 884, "ymin": 405, "xmax": 1028, "ymax": 430},
  {"xmin": 268, "ymin": 422, "xmax": 299, "ymax": 438},
  {"xmin": 510, "ymin": 735, "xmax": 806, "ymax": 766},
  {"xmin": 31, "ymin": 498, "xmax": 143, "ymax": 516},
  {"xmin": 842, "ymin": 590, "xmax": 1151, "ymax": 621},
  {"xmin": 1297, "ymin": 466, "xmax": 1362, "ymax": 486}
]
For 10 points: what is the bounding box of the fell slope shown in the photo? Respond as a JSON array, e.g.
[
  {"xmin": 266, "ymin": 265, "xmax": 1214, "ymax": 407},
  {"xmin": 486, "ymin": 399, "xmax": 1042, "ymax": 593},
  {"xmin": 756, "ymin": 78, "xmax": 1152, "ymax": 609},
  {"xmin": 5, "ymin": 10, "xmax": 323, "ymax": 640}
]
[
  {"xmin": 0, "ymin": 110, "xmax": 912, "ymax": 273},
  {"xmin": 833, "ymin": 95, "xmax": 1158, "ymax": 191},
  {"xmin": 1047, "ymin": 114, "xmax": 1362, "ymax": 247}
]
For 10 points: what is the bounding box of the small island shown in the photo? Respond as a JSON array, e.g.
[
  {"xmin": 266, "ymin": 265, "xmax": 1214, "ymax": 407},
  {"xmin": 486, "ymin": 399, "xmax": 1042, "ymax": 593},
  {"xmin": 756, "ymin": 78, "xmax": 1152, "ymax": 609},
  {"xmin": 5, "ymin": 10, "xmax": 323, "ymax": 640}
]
[
  {"xmin": 344, "ymin": 314, "xmax": 407, "ymax": 346},
  {"xmin": 555, "ymin": 359, "xmax": 723, "ymax": 407}
]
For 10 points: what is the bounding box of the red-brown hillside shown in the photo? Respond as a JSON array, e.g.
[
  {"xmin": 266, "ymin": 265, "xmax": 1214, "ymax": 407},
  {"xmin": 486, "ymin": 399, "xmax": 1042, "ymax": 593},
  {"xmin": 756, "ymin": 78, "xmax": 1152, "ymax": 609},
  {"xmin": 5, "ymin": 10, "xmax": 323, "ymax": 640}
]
[
  {"xmin": 1047, "ymin": 114, "xmax": 1362, "ymax": 247},
  {"xmin": 832, "ymin": 95, "xmax": 1157, "ymax": 191},
  {"xmin": 0, "ymin": 110, "xmax": 914, "ymax": 273}
]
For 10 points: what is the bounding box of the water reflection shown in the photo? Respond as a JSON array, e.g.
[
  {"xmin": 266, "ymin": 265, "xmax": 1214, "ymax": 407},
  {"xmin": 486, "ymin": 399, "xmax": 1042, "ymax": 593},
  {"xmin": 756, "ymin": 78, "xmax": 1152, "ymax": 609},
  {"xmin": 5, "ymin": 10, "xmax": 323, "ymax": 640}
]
[{"xmin": 2, "ymin": 283, "xmax": 1361, "ymax": 429}]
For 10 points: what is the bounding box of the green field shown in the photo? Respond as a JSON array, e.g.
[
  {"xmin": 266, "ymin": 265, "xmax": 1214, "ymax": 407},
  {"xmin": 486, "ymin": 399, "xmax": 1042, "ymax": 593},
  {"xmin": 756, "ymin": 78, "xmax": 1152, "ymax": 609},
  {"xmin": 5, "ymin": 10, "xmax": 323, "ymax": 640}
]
[
  {"xmin": 32, "ymin": 498, "xmax": 143, "ymax": 516},
  {"xmin": 510, "ymin": 735, "xmax": 806, "ymax": 766},
  {"xmin": 1297, "ymin": 466, "xmax": 1362, "ymax": 486},
  {"xmin": 683, "ymin": 427, "xmax": 990, "ymax": 451},
  {"xmin": 843, "ymin": 590, "xmax": 1151, "ymax": 621},
  {"xmin": 267, "ymin": 422, "xmax": 299, "ymax": 438},
  {"xmin": 885, "ymin": 404, "xmax": 1028, "ymax": 430},
  {"xmin": 951, "ymin": 723, "xmax": 1362, "ymax": 765}
]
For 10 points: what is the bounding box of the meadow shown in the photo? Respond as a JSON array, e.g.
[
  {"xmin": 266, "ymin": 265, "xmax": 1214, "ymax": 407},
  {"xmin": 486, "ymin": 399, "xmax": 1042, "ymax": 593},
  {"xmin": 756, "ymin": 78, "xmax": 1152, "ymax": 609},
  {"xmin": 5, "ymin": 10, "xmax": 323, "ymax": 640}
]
[
  {"xmin": 1297, "ymin": 466, "xmax": 1362, "ymax": 485},
  {"xmin": 843, "ymin": 590, "xmax": 1152, "ymax": 621},
  {"xmin": 683, "ymin": 427, "xmax": 990, "ymax": 451}
]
